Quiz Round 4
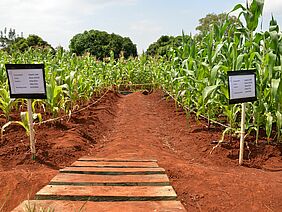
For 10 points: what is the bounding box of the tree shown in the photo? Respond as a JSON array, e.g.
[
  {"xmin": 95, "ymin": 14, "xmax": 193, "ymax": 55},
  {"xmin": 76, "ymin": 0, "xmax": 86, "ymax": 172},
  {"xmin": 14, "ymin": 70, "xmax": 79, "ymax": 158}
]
[
  {"xmin": 8, "ymin": 34, "xmax": 53, "ymax": 52},
  {"xmin": 0, "ymin": 28, "xmax": 53, "ymax": 53},
  {"xmin": 146, "ymin": 34, "xmax": 191, "ymax": 56},
  {"xmin": 196, "ymin": 13, "xmax": 241, "ymax": 35},
  {"xmin": 0, "ymin": 27, "xmax": 18, "ymax": 48},
  {"xmin": 69, "ymin": 30, "xmax": 137, "ymax": 59},
  {"xmin": 146, "ymin": 36, "xmax": 173, "ymax": 56}
]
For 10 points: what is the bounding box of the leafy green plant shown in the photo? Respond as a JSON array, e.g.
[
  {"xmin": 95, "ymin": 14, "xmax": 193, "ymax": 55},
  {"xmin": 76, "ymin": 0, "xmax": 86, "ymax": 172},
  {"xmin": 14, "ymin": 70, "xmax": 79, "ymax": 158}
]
[
  {"xmin": 0, "ymin": 88, "xmax": 18, "ymax": 121},
  {"xmin": 1, "ymin": 112, "xmax": 42, "ymax": 140}
]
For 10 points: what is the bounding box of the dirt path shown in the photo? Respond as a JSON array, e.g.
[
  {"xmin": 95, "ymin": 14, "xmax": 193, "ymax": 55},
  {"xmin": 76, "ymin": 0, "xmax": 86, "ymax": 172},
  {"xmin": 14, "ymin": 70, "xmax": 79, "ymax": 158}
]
[
  {"xmin": 0, "ymin": 90, "xmax": 281, "ymax": 211},
  {"xmin": 90, "ymin": 91, "xmax": 282, "ymax": 212}
]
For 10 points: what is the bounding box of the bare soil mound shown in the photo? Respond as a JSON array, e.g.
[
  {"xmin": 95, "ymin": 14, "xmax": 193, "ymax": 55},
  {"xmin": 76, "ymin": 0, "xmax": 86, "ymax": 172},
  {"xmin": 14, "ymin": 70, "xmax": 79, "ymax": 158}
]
[{"xmin": 0, "ymin": 91, "xmax": 119, "ymax": 211}]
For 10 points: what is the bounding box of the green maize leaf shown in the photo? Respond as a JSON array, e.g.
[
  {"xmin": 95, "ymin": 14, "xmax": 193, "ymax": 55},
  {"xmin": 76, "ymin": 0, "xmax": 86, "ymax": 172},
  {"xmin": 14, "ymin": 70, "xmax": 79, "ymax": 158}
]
[
  {"xmin": 246, "ymin": 0, "xmax": 265, "ymax": 32},
  {"xmin": 179, "ymin": 90, "xmax": 186, "ymax": 98},
  {"xmin": 202, "ymin": 85, "xmax": 219, "ymax": 103},
  {"xmin": 33, "ymin": 113, "xmax": 43, "ymax": 123},
  {"xmin": 279, "ymin": 43, "xmax": 282, "ymax": 55},
  {"xmin": 266, "ymin": 112, "xmax": 273, "ymax": 141},
  {"xmin": 32, "ymin": 99, "xmax": 44, "ymax": 112},
  {"xmin": 269, "ymin": 31, "xmax": 279, "ymax": 51},
  {"xmin": 276, "ymin": 111, "xmax": 282, "ymax": 140},
  {"xmin": 220, "ymin": 85, "xmax": 229, "ymax": 100},
  {"xmin": 254, "ymin": 32, "xmax": 264, "ymax": 43},
  {"xmin": 212, "ymin": 43, "xmax": 224, "ymax": 63},
  {"xmin": 185, "ymin": 69, "xmax": 195, "ymax": 77},
  {"xmin": 229, "ymin": 4, "xmax": 246, "ymax": 14},
  {"xmin": 271, "ymin": 79, "xmax": 280, "ymax": 100},
  {"xmin": 250, "ymin": 0, "xmax": 265, "ymax": 14},
  {"xmin": 70, "ymin": 71, "xmax": 76, "ymax": 80},
  {"xmin": 0, "ymin": 88, "xmax": 17, "ymax": 121},
  {"xmin": 210, "ymin": 65, "xmax": 220, "ymax": 85},
  {"xmin": 236, "ymin": 53, "xmax": 245, "ymax": 70},
  {"xmin": 273, "ymin": 66, "xmax": 282, "ymax": 72},
  {"xmin": 250, "ymin": 52, "xmax": 262, "ymax": 63},
  {"xmin": 20, "ymin": 112, "xmax": 30, "ymax": 130},
  {"xmin": 267, "ymin": 52, "xmax": 276, "ymax": 78},
  {"xmin": 1, "ymin": 121, "xmax": 29, "ymax": 139},
  {"xmin": 276, "ymin": 111, "xmax": 282, "ymax": 128},
  {"xmin": 270, "ymin": 15, "xmax": 279, "ymax": 32}
]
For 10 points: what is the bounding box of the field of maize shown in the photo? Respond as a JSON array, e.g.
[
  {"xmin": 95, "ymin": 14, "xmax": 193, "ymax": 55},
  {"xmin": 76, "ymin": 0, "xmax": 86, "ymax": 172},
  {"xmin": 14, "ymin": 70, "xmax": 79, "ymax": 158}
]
[
  {"xmin": 0, "ymin": 1, "xmax": 282, "ymax": 212},
  {"xmin": 0, "ymin": 1, "xmax": 281, "ymax": 144}
]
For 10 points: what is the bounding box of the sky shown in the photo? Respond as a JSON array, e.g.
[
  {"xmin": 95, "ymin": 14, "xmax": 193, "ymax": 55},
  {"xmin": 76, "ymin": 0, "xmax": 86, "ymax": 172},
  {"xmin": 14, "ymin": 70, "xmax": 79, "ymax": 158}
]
[{"xmin": 1, "ymin": 0, "xmax": 282, "ymax": 53}]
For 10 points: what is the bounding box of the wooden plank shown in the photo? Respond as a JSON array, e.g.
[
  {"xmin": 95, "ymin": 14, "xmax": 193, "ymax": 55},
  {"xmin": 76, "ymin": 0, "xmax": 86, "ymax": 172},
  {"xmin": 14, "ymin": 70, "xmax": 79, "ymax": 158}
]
[
  {"xmin": 71, "ymin": 161, "xmax": 159, "ymax": 168},
  {"xmin": 13, "ymin": 200, "xmax": 187, "ymax": 212},
  {"xmin": 35, "ymin": 185, "xmax": 177, "ymax": 201},
  {"xmin": 50, "ymin": 173, "xmax": 170, "ymax": 186},
  {"xmin": 78, "ymin": 157, "xmax": 157, "ymax": 162},
  {"xmin": 60, "ymin": 167, "xmax": 165, "ymax": 175}
]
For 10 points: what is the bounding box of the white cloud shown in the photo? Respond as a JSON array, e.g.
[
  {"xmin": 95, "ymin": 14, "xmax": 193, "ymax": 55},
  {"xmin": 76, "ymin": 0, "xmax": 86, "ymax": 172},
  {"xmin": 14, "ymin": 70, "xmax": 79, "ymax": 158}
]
[
  {"xmin": 130, "ymin": 20, "xmax": 163, "ymax": 34},
  {"xmin": 0, "ymin": 0, "xmax": 138, "ymax": 48},
  {"xmin": 0, "ymin": 1, "xmax": 79, "ymax": 47},
  {"xmin": 1, "ymin": 0, "xmax": 281, "ymax": 53},
  {"xmin": 264, "ymin": 0, "xmax": 282, "ymax": 13},
  {"xmin": 92, "ymin": 0, "xmax": 137, "ymax": 8}
]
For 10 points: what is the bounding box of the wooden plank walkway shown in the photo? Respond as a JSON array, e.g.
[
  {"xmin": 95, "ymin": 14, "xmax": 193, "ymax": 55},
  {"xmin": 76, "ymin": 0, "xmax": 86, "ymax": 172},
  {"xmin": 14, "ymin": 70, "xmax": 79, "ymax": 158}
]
[
  {"xmin": 12, "ymin": 157, "xmax": 186, "ymax": 211},
  {"xmin": 60, "ymin": 166, "xmax": 166, "ymax": 175}
]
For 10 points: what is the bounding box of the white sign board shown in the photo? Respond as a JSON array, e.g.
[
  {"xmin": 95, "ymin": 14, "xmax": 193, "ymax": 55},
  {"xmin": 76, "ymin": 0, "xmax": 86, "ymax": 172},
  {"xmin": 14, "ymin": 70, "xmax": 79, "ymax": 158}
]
[
  {"xmin": 228, "ymin": 70, "xmax": 257, "ymax": 104},
  {"xmin": 5, "ymin": 64, "xmax": 47, "ymax": 99}
]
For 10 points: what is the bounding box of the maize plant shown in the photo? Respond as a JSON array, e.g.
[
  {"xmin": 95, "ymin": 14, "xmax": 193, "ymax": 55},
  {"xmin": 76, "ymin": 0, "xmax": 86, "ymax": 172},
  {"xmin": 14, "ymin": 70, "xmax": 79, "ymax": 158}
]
[
  {"xmin": 0, "ymin": 88, "xmax": 18, "ymax": 121},
  {"xmin": 0, "ymin": 48, "xmax": 155, "ymax": 121},
  {"xmin": 155, "ymin": 0, "xmax": 282, "ymax": 143},
  {"xmin": 1, "ymin": 111, "xmax": 42, "ymax": 140}
]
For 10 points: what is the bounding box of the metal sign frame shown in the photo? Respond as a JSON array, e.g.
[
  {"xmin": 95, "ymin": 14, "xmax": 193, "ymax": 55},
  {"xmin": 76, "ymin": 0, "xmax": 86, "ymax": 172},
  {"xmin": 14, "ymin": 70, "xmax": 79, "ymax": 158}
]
[
  {"xmin": 5, "ymin": 64, "xmax": 47, "ymax": 99},
  {"xmin": 228, "ymin": 70, "xmax": 257, "ymax": 104}
]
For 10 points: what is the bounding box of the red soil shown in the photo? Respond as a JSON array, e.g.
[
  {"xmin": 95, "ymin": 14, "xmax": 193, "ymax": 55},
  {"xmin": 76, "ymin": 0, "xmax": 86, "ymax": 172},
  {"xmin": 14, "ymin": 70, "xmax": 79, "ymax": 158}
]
[{"xmin": 0, "ymin": 90, "xmax": 281, "ymax": 212}]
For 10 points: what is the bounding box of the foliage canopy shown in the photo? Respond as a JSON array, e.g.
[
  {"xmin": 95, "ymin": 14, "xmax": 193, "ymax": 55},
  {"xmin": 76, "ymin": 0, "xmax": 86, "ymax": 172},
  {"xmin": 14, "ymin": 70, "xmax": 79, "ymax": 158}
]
[
  {"xmin": 9, "ymin": 35, "xmax": 53, "ymax": 52},
  {"xmin": 146, "ymin": 34, "xmax": 191, "ymax": 56},
  {"xmin": 0, "ymin": 28, "xmax": 53, "ymax": 53},
  {"xmin": 69, "ymin": 30, "xmax": 137, "ymax": 59},
  {"xmin": 196, "ymin": 13, "xmax": 241, "ymax": 35}
]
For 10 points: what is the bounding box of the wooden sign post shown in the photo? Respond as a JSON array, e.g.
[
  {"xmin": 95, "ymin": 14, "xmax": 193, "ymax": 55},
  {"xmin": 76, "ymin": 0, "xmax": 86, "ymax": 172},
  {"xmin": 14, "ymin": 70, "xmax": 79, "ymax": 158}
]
[
  {"xmin": 27, "ymin": 99, "xmax": 36, "ymax": 160},
  {"xmin": 228, "ymin": 70, "xmax": 257, "ymax": 165},
  {"xmin": 239, "ymin": 102, "xmax": 246, "ymax": 165},
  {"xmin": 5, "ymin": 64, "xmax": 47, "ymax": 160}
]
